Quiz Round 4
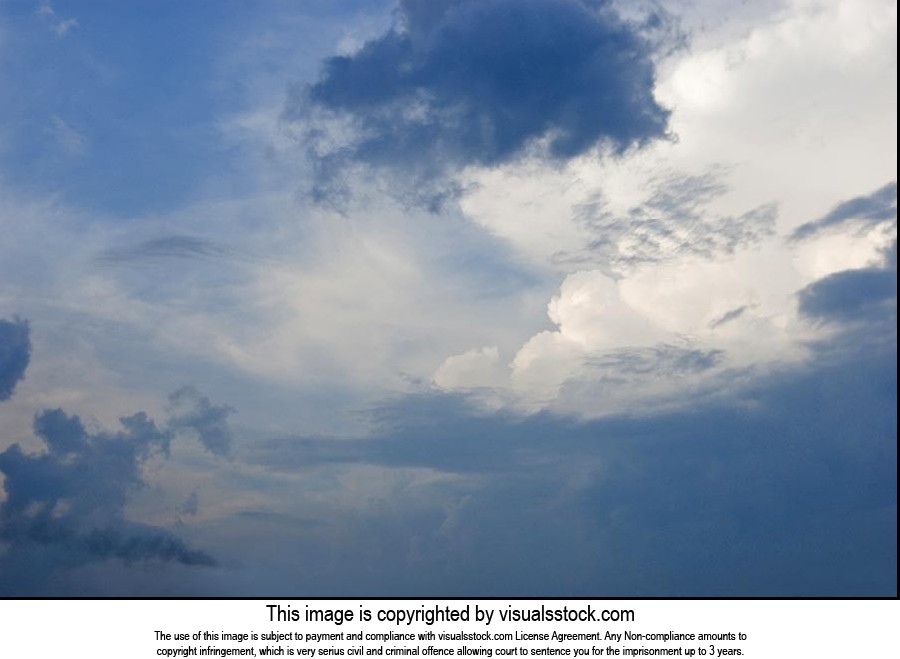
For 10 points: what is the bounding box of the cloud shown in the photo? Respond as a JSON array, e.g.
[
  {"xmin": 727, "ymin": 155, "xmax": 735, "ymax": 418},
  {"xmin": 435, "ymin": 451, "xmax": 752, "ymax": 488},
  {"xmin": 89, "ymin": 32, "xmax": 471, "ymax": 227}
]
[
  {"xmin": 0, "ymin": 383, "xmax": 236, "ymax": 592},
  {"xmin": 168, "ymin": 386, "xmax": 236, "ymax": 458},
  {"xmin": 94, "ymin": 235, "xmax": 234, "ymax": 266},
  {"xmin": 180, "ymin": 490, "xmax": 200, "ymax": 518},
  {"xmin": 798, "ymin": 263, "xmax": 897, "ymax": 325},
  {"xmin": 36, "ymin": 3, "xmax": 78, "ymax": 37},
  {"xmin": 707, "ymin": 304, "xmax": 748, "ymax": 329},
  {"xmin": 246, "ymin": 307, "xmax": 896, "ymax": 595},
  {"xmin": 0, "ymin": 318, "xmax": 31, "ymax": 402},
  {"xmin": 443, "ymin": 166, "xmax": 893, "ymax": 417},
  {"xmin": 789, "ymin": 182, "xmax": 896, "ymax": 282},
  {"xmin": 790, "ymin": 181, "xmax": 897, "ymax": 242},
  {"xmin": 432, "ymin": 346, "xmax": 505, "ymax": 390},
  {"xmin": 254, "ymin": 392, "xmax": 539, "ymax": 474},
  {"xmin": 49, "ymin": 115, "xmax": 89, "ymax": 155},
  {"xmin": 0, "ymin": 408, "xmax": 213, "ymax": 581},
  {"xmin": 290, "ymin": 0, "xmax": 672, "ymax": 198},
  {"xmin": 584, "ymin": 343, "xmax": 723, "ymax": 376},
  {"xmin": 471, "ymin": 254, "xmax": 804, "ymax": 414},
  {"xmin": 563, "ymin": 169, "xmax": 777, "ymax": 273},
  {"xmin": 0, "ymin": 0, "xmax": 894, "ymax": 599}
]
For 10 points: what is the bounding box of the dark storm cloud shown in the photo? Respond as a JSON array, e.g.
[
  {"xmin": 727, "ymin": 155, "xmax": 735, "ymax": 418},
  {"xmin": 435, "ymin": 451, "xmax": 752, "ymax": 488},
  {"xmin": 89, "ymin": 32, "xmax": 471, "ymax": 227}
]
[
  {"xmin": 797, "ymin": 228, "xmax": 896, "ymax": 326},
  {"xmin": 0, "ymin": 317, "xmax": 31, "ymax": 402},
  {"xmin": 798, "ymin": 264, "xmax": 897, "ymax": 324},
  {"xmin": 0, "ymin": 408, "xmax": 213, "ymax": 572},
  {"xmin": 790, "ymin": 181, "xmax": 897, "ymax": 242},
  {"xmin": 289, "ymin": 0, "xmax": 672, "ymax": 199},
  {"xmin": 78, "ymin": 526, "xmax": 214, "ymax": 565},
  {"xmin": 0, "ymin": 386, "xmax": 235, "ymax": 592},
  {"xmin": 248, "ymin": 295, "xmax": 896, "ymax": 595}
]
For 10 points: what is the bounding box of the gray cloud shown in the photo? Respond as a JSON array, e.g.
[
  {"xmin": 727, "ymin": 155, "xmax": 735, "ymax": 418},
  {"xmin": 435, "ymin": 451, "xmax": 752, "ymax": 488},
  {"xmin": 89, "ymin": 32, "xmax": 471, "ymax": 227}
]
[
  {"xmin": 0, "ymin": 317, "xmax": 31, "ymax": 402},
  {"xmin": 790, "ymin": 181, "xmax": 897, "ymax": 242},
  {"xmin": 180, "ymin": 490, "xmax": 200, "ymax": 518},
  {"xmin": 561, "ymin": 169, "xmax": 777, "ymax": 272},
  {"xmin": 798, "ymin": 264, "xmax": 897, "ymax": 325},
  {"xmin": 708, "ymin": 305, "xmax": 748, "ymax": 329},
  {"xmin": 584, "ymin": 344, "xmax": 723, "ymax": 376},
  {"xmin": 0, "ymin": 385, "xmax": 235, "ymax": 592},
  {"xmin": 94, "ymin": 235, "xmax": 233, "ymax": 266},
  {"xmin": 241, "ymin": 292, "xmax": 895, "ymax": 596},
  {"xmin": 245, "ymin": 333, "xmax": 895, "ymax": 595},
  {"xmin": 168, "ymin": 385, "xmax": 236, "ymax": 458},
  {"xmin": 289, "ymin": 0, "xmax": 674, "ymax": 202},
  {"xmin": 0, "ymin": 408, "xmax": 213, "ymax": 578}
]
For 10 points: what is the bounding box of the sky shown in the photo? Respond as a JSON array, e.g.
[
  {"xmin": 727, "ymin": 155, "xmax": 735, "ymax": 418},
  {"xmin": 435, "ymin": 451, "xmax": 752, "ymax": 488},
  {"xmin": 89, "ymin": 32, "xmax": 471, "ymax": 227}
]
[{"xmin": 0, "ymin": 0, "xmax": 895, "ymax": 596}]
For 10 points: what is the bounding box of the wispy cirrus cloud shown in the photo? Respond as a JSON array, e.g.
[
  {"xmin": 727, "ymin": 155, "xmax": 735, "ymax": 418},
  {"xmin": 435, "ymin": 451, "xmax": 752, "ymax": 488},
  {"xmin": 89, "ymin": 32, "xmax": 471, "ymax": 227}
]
[
  {"xmin": 93, "ymin": 235, "xmax": 234, "ymax": 266},
  {"xmin": 36, "ymin": 3, "xmax": 78, "ymax": 37},
  {"xmin": 560, "ymin": 168, "xmax": 778, "ymax": 273},
  {"xmin": 48, "ymin": 115, "xmax": 89, "ymax": 155}
]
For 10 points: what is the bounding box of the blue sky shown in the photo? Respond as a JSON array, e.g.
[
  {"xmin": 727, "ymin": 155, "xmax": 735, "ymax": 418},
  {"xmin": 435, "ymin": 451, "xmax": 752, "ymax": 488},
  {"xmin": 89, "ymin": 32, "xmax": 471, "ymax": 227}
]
[{"xmin": 0, "ymin": 0, "xmax": 896, "ymax": 595}]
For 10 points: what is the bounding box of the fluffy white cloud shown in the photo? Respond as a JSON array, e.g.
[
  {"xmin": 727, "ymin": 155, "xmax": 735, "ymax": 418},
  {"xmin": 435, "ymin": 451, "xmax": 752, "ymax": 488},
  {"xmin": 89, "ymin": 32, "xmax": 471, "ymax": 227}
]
[
  {"xmin": 792, "ymin": 222, "xmax": 896, "ymax": 281},
  {"xmin": 433, "ymin": 346, "xmax": 504, "ymax": 390}
]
